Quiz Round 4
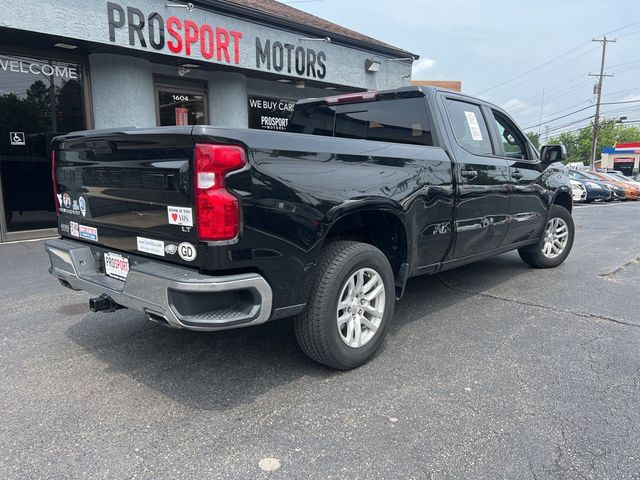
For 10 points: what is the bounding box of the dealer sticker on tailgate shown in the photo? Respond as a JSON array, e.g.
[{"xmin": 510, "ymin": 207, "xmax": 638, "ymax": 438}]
[{"xmin": 104, "ymin": 252, "xmax": 129, "ymax": 281}]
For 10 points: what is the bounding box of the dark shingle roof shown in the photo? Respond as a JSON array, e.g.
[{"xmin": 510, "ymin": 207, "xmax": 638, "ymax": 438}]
[{"xmin": 200, "ymin": 0, "xmax": 417, "ymax": 58}]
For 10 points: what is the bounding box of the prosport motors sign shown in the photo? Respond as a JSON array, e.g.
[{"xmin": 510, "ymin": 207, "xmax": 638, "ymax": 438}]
[
  {"xmin": 106, "ymin": 1, "xmax": 328, "ymax": 79},
  {"xmin": 107, "ymin": 2, "xmax": 243, "ymax": 64}
]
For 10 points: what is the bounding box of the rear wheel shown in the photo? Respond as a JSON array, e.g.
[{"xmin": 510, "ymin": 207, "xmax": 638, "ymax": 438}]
[
  {"xmin": 518, "ymin": 205, "xmax": 574, "ymax": 269},
  {"xmin": 294, "ymin": 241, "xmax": 395, "ymax": 370}
]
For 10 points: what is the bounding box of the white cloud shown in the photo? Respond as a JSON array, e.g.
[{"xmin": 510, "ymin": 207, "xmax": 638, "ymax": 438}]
[
  {"xmin": 502, "ymin": 98, "xmax": 530, "ymax": 112},
  {"xmin": 622, "ymin": 94, "xmax": 640, "ymax": 102},
  {"xmin": 412, "ymin": 57, "xmax": 437, "ymax": 78}
]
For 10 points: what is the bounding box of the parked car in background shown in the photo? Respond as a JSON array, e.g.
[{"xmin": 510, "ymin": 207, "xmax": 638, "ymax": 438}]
[
  {"xmin": 570, "ymin": 180, "xmax": 587, "ymax": 202},
  {"xmin": 591, "ymin": 172, "xmax": 640, "ymax": 201},
  {"xmin": 567, "ymin": 170, "xmax": 616, "ymax": 202},
  {"xmin": 603, "ymin": 171, "xmax": 640, "ymax": 189}
]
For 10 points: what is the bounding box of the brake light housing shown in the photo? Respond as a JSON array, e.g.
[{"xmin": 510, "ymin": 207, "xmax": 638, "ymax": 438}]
[
  {"xmin": 194, "ymin": 144, "xmax": 247, "ymax": 241},
  {"xmin": 325, "ymin": 91, "xmax": 378, "ymax": 105}
]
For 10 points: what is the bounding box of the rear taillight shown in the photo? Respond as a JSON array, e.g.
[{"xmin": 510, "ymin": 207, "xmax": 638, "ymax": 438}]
[
  {"xmin": 51, "ymin": 150, "xmax": 59, "ymax": 215},
  {"xmin": 194, "ymin": 144, "xmax": 247, "ymax": 241}
]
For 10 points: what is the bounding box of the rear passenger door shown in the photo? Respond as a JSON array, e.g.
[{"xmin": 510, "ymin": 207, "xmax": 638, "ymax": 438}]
[
  {"xmin": 487, "ymin": 109, "xmax": 547, "ymax": 245},
  {"xmin": 443, "ymin": 97, "xmax": 511, "ymax": 259}
]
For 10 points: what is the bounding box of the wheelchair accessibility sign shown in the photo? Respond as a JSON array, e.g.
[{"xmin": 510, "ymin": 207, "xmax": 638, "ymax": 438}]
[{"xmin": 10, "ymin": 132, "xmax": 25, "ymax": 146}]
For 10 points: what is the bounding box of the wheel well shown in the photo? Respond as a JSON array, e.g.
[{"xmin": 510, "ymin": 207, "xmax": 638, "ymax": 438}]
[
  {"xmin": 324, "ymin": 210, "xmax": 408, "ymax": 284},
  {"xmin": 553, "ymin": 191, "xmax": 573, "ymax": 213}
]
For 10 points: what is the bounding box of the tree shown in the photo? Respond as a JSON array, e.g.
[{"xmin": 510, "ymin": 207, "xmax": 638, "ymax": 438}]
[
  {"xmin": 56, "ymin": 80, "xmax": 84, "ymax": 132},
  {"xmin": 526, "ymin": 132, "xmax": 541, "ymax": 149},
  {"xmin": 26, "ymin": 80, "xmax": 50, "ymax": 115},
  {"xmin": 549, "ymin": 121, "xmax": 640, "ymax": 164}
]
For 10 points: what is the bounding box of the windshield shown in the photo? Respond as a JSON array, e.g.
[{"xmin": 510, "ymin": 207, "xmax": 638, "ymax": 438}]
[
  {"xmin": 606, "ymin": 172, "xmax": 630, "ymax": 181},
  {"xmin": 598, "ymin": 173, "xmax": 623, "ymax": 182},
  {"xmin": 578, "ymin": 171, "xmax": 602, "ymax": 181}
]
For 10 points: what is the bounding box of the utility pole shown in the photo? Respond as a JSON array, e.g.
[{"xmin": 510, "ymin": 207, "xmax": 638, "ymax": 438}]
[
  {"xmin": 588, "ymin": 36, "xmax": 615, "ymax": 170},
  {"xmin": 544, "ymin": 125, "xmax": 550, "ymax": 145},
  {"xmin": 538, "ymin": 88, "xmax": 545, "ymax": 137}
]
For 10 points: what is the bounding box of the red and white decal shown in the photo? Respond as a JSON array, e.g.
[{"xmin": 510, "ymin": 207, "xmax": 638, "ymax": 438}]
[{"xmin": 168, "ymin": 206, "xmax": 193, "ymax": 227}]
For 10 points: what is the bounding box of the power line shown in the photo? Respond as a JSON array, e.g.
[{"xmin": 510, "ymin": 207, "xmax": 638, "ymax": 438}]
[
  {"xmin": 548, "ymin": 115, "xmax": 595, "ymax": 131},
  {"xmin": 546, "ymin": 121, "xmax": 596, "ymax": 137},
  {"xmin": 602, "ymin": 86, "xmax": 640, "ymax": 101},
  {"xmin": 525, "ymin": 99, "xmax": 640, "ymax": 129},
  {"xmin": 507, "ymin": 77, "xmax": 594, "ymax": 113},
  {"xmin": 548, "ymin": 118, "xmax": 640, "ymax": 138},
  {"xmin": 473, "ymin": 42, "xmax": 591, "ymax": 96},
  {"xmin": 604, "ymin": 19, "xmax": 640, "ymax": 35},
  {"xmin": 523, "ymin": 104, "xmax": 594, "ymax": 130},
  {"xmin": 507, "ymin": 80, "xmax": 593, "ymax": 114},
  {"xmin": 607, "ymin": 58, "xmax": 640, "ymax": 70},
  {"xmin": 618, "ymin": 29, "xmax": 640, "ymax": 40},
  {"xmin": 476, "ymin": 46, "xmax": 597, "ymax": 97},
  {"xmin": 474, "ymin": 19, "xmax": 640, "ymax": 98}
]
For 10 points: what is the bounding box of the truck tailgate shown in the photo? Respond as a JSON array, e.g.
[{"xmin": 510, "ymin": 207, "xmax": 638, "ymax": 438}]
[{"xmin": 54, "ymin": 130, "xmax": 200, "ymax": 266}]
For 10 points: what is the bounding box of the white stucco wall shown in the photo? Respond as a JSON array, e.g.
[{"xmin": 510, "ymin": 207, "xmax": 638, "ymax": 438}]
[{"xmin": 89, "ymin": 54, "xmax": 156, "ymax": 129}]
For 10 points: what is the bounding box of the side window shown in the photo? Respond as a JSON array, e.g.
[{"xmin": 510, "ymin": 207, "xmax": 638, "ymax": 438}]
[
  {"xmin": 288, "ymin": 104, "xmax": 335, "ymax": 136},
  {"xmin": 492, "ymin": 111, "xmax": 529, "ymax": 160},
  {"xmin": 446, "ymin": 100, "xmax": 493, "ymax": 156},
  {"xmin": 335, "ymin": 110, "xmax": 368, "ymax": 139},
  {"xmin": 289, "ymin": 97, "xmax": 433, "ymax": 146},
  {"xmin": 365, "ymin": 98, "xmax": 432, "ymax": 146},
  {"xmin": 334, "ymin": 98, "xmax": 433, "ymax": 146}
]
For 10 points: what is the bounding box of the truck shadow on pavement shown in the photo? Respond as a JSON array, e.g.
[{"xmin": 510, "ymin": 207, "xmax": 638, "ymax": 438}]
[{"xmin": 66, "ymin": 252, "xmax": 529, "ymax": 411}]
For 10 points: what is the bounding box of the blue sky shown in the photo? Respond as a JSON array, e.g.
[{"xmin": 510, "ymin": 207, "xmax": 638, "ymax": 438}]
[{"xmin": 284, "ymin": 0, "xmax": 640, "ymax": 138}]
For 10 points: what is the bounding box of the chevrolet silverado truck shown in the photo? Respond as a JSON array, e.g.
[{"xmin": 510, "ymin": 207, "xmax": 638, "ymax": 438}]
[{"xmin": 45, "ymin": 86, "xmax": 574, "ymax": 369}]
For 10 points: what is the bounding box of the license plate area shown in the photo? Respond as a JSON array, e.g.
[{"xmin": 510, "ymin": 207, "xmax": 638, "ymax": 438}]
[{"xmin": 104, "ymin": 252, "xmax": 129, "ymax": 281}]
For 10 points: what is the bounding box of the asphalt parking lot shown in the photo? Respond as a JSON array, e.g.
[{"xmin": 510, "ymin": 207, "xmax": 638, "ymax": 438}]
[{"xmin": 1, "ymin": 202, "xmax": 640, "ymax": 480}]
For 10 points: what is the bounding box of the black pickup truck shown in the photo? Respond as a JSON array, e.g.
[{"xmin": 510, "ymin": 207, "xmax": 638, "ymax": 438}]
[{"xmin": 45, "ymin": 86, "xmax": 574, "ymax": 369}]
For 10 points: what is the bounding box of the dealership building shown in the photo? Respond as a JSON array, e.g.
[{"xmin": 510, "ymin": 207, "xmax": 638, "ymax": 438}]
[
  {"xmin": 597, "ymin": 142, "xmax": 640, "ymax": 176},
  {"xmin": 0, "ymin": 0, "xmax": 416, "ymax": 241}
]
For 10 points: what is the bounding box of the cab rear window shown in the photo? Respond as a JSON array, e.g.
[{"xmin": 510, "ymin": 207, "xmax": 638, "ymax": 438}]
[{"xmin": 289, "ymin": 98, "xmax": 433, "ymax": 146}]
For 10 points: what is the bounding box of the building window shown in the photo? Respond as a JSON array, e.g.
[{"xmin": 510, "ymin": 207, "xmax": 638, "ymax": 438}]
[
  {"xmin": 154, "ymin": 78, "xmax": 208, "ymax": 127},
  {"xmin": 0, "ymin": 52, "xmax": 87, "ymax": 235}
]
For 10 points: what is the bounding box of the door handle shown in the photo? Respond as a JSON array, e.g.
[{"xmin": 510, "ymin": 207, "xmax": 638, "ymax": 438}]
[
  {"xmin": 511, "ymin": 170, "xmax": 523, "ymax": 180},
  {"xmin": 460, "ymin": 168, "xmax": 478, "ymax": 179}
]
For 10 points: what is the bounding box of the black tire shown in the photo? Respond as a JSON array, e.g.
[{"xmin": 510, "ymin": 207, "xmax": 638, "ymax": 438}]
[
  {"xmin": 294, "ymin": 241, "xmax": 395, "ymax": 370},
  {"xmin": 518, "ymin": 205, "xmax": 574, "ymax": 269}
]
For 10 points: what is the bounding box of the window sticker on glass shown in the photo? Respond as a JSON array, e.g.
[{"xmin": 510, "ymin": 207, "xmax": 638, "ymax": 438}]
[{"xmin": 464, "ymin": 111, "xmax": 484, "ymax": 141}]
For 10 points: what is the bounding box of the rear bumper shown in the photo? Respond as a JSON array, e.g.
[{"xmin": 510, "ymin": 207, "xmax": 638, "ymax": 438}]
[{"xmin": 45, "ymin": 238, "xmax": 273, "ymax": 332}]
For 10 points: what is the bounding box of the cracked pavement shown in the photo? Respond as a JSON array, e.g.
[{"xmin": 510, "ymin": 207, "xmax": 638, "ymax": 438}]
[{"xmin": 1, "ymin": 202, "xmax": 640, "ymax": 479}]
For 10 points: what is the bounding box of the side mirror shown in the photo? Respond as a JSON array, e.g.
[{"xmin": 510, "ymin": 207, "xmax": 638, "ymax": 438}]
[{"xmin": 540, "ymin": 144, "xmax": 567, "ymax": 164}]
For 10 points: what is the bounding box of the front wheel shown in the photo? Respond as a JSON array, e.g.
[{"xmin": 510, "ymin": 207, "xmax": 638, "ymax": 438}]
[
  {"xmin": 294, "ymin": 241, "xmax": 395, "ymax": 370},
  {"xmin": 518, "ymin": 205, "xmax": 574, "ymax": 268}
]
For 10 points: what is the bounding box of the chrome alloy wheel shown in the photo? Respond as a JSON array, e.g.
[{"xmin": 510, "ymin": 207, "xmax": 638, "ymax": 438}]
[
  {"xmin": 337, "ymin": 268, "xmax": 386, "ymax": 348},
  {"xmin": 542, "ymin": 217, "xmax": 569, "ymax": 259}
]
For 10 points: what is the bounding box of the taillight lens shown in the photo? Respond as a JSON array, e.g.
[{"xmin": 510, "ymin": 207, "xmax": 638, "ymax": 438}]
[
  {"xmin": 194, "ymin": 144, "xmax": 247, "ymax": 241},
  {"xmin": 51, "ymin": 149, "xmax": 59, "ymax": 215}
]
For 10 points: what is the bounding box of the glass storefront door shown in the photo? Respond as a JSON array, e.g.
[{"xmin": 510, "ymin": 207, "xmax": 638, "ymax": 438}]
[
  {"xmin": 0, "ymin": 52, "xmax": 86, "ymax": 239},
  {"xmin": 155, "ymin": 78, "xmax": 208, "ymax": 127}
]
